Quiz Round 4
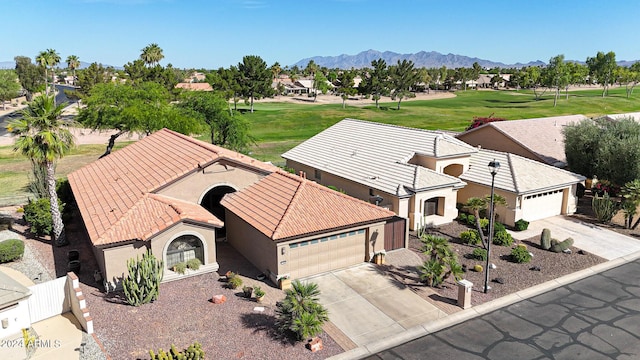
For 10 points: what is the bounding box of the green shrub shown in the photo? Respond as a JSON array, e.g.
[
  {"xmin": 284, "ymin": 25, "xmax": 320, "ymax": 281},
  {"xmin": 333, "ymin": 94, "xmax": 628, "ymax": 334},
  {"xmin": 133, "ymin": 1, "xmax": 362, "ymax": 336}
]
[
  {"xmin": 0, "ymin": 239, "xmax": 25, "ymax": 263},
  {"xmin": 493, "ymin": 222, "xmax": 506, "ymax": 233},
  {"xmin": 23, "ymin": 198, "xmax": 64, "ymax": 236},
  {"xmin": 254, "ymin": 286, "xmax": 265, "ymax": 298},
  {"xmin": 479, "ymin": 217, "xmax": 489, "ymax": 230},
  {"xmin": 460, "ymin": 230, "xmax": 481, "ymax": 245},
  {"xmin": 492, "ymin": 230, "xmax": 514, "ymax": 246},
  {"xmin": 56, "ymin": 178, "xmax": 75, "ymax": 214},
  {"xmin": 458, "ymin": 213, "xmax": 468, "ymax": 223},
  {"xmin": 514, "ymin": 219, "xmax": 529, "ymax": 231},
  {"xmin": 173, "ymin": 262, "xmax": 187, "ymax": 274},
  {"xmin": 149, "ymin": 342, "xmax": 205, "ymax": 360},
  {"xmin": 511, "ymin": 246, "xmax": 532, "ymax": 263},
  {"xmin": 471, "ymin": 247, "xmax": 487, "ymax": 261},
  {"xmin": 228, "ymin": 274, "xmax": 243, "ymax": 289},
  {"xmin": 466, "ymin": 214, "xmax": 476, "ymax": 226},
  {"xmin": 186, "ymin": 258, "xmax": 201, "ymax": 270}
]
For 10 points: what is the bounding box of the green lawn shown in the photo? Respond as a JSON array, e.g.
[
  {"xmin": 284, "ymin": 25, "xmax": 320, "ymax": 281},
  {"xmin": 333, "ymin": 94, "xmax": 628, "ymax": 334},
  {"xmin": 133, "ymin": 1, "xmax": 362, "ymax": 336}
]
[{"xmin": 2, "ymin": 87, "xmax": 639, "ymax": 203}]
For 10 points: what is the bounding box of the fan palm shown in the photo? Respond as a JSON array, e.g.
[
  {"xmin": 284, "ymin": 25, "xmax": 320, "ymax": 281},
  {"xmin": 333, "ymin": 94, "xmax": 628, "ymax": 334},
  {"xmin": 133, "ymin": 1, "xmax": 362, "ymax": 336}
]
[
  {"xmin": 140, "ymin": 43, "xmax": 164, "ymax": 67},
  {"xmin": 36, "ymin": 49, "xmax": 60, "ymax": 97},
  {"xmin": 275, "ymin": 280, "xmax": 328, "ymax": 340},
  {"xmin": 66, "ymin": 55, "xmax": 80, "ymax": 83},
  {"xmin": 8, "ymin": 95, "xmax": 74, "ymax": 246}
]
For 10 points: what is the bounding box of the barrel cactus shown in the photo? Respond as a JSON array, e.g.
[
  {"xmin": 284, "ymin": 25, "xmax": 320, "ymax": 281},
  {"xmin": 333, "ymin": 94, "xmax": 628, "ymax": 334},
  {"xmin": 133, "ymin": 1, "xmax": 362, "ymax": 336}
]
[
  {"xmin": 550, "ymin": 237, "xmax": 574, "ymax": 253},
  {"xmin": 540, "ymin": 228, "xmax": 551, "ymax": 250}
]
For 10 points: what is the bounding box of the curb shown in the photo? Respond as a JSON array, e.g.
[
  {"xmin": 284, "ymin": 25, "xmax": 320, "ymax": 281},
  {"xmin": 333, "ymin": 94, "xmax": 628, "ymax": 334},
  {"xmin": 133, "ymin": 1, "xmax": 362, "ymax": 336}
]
[{"xmin": 326, "ymin": 249, "xmax": 640, "ymax": 360}]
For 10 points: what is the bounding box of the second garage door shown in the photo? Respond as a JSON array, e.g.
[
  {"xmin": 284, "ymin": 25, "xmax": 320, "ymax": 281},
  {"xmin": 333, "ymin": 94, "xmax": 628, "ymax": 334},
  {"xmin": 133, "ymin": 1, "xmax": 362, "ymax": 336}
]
[
  {"xmin": 286, "ymin": 229, "xmax": 366, "ymax": 280},
  {"xmin": 521, "ymin": 189, "xmax": 564, "ymax": 221}
]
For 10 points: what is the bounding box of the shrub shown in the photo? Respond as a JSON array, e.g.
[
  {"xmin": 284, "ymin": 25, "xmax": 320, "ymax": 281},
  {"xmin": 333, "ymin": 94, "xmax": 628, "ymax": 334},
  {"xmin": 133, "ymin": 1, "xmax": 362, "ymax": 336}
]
[
  {"xmin": 550, "ymin": 237, "xmax": 574, "ymax": 253},
  {"xmin": 493, "ymin": 222, "xmax": 506, "ymax": 234},
  {"xmin": 466, "ymin": 214, "xmax": 476, "ymax": 227},
  {"xmin": 23, "ymin": 198, "xmax": 64, "ymax": 236},
  {"xmin": 540, "ymin": 228, "xmax": 551, "ymax": 250},
  {"xmin": 149, "ymin": 342, "xmax": 205, "ymax": 360},
  {"xmin": 473, "ymin": 264, "xmax": 483, "ymax": 272},
  {"xmin": 254, "ymin": 286, "xmax": 265, "ymax": 298},
  {"xmin": 471, "ymin": 247, "xmax": 487, "ymax": 261},
  {"xmin": 457, "ymin": 213, "xmax": 468, "ymax": 223},
  {"xmin": 514, "ymin": 219, "xmax": 530, "ymax": 231},
  {"xmin": 492, "ymin": 230, "xmax": 514, "ymax": 246},
  {"xmin": 186, "ymin": 258, "xmax": 201, "ymax": 270},
  {"xmin": 592, "ymin": 192, "xmax": 618, "ymax": 223},
  {"xmin": 460, "ymin": 230, "xmax": 482, "ymax": 245},
  {"xmin": 0, "ymin": 239, "xmax": 25, "ymax": 263},
  {"xmin": 479, "ymin": 217, "xmax": 489, "ymax": 230},
  {"xmin": 56, "ymin": 178, "xmax": 75, "ymax": 214},
  {"xmin": 0, "ymin": 215, "xmax": 13, "ymax": 231},
  {"xmin": 511, "ymin": 246, "xmax": 532, "ymax": 263},
  {"xmin": 173, "ymin": 262, "xmax": 187, "ymax": 274},
  {"xmin": 228, "ymin": 274, "xmax": 243, "ymax": 289},
  {"xmin": 275, "ymin": 280, "xmax": 328, "ymax": 341},
  {"xmin": 122, "ymin": 251, "xmax": 164, "ymax": 306}
]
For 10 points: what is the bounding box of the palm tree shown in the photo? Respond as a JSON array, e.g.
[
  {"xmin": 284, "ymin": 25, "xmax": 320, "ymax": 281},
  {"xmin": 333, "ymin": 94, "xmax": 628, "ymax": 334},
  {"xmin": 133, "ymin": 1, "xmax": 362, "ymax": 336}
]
[
  {"xmin": 140, "ymin": 43, "xmax": 164, "ymax": 67},
  {"xmin": 8, "ymin": 95, "xmax": 74, "ymax": 246},
  {"xmin": 275, "ymin": 280, "xmax": 328, "ymax": 341},
  {"xmin": 66, "ymin": 55, "xmax": 80, "ymax": 84},
  {"xmin": 35, "ymin": 49, "xmax": 61, "ymax": 97}
]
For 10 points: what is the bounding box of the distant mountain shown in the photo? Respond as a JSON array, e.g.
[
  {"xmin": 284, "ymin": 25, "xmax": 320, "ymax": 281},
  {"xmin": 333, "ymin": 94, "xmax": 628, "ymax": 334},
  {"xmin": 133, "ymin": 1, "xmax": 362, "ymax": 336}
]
[{"xmin": 292, "ymin": 49, "xmax": 640, "ymax": 69}]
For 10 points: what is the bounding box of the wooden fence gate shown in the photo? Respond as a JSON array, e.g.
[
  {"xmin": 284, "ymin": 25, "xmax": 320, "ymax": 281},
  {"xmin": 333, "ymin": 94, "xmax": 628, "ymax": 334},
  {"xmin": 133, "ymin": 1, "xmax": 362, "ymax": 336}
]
[{"xmin": 384, "ymin": 216, "xmax": 406, "ymax": 251}]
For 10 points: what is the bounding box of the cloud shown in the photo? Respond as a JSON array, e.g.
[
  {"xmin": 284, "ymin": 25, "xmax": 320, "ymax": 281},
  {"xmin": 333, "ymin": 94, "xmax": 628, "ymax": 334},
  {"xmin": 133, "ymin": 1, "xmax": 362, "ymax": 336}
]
[{"xmin": 240, "ymin": 0, "xmax": 267, "ymax": 9}]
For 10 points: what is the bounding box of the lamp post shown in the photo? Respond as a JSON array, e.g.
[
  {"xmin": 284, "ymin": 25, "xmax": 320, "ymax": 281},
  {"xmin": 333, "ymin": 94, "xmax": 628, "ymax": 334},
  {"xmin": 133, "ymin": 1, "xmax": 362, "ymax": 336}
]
[{"xmin": 484, "ymin": 159, "xmax": 500, "ymax": 294}]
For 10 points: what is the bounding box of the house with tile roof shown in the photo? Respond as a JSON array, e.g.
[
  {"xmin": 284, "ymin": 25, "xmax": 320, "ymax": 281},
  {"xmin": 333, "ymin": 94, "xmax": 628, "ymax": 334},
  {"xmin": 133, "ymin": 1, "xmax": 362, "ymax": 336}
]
[
  {"xmin": 68, "ymin": 128, "xmax": 403, "ymax": 286},
  {"xmin": 283, "ymin": 119, "xmax": 585, "ymax": 229},
  {"xmin": 175, "ymin": 82, "xmax": 213, "ymax": 91},
  {"xmin": 221, "ymin": 171, "xmax": 396, "ymax": 282},
  {"xmin": 456, "ymin": 114, "xmax": 588, "ymax": 168},
  {"xmin": 0, "ymin": 271, "xmax": 31, "ymax": 339}
]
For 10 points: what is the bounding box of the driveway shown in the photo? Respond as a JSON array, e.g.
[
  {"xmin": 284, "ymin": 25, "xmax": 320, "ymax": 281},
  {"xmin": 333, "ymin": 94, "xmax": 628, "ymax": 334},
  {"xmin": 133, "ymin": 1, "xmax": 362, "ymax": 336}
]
[
  {"xmin": 304, "ymin": 263, "xmax": 447, "ymax": 347},
  {"xmin": 509, "ymin": 216, "xmax": 640, "ymax": 260}
]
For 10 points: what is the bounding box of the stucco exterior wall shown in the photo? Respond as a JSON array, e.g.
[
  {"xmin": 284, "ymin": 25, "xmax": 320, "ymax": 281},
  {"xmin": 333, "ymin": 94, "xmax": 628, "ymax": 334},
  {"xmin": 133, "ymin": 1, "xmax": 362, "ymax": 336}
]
[
  {"xmin": 101, "ymin": 242, "xmax": 148, "ymax": 286},
  {"xmin": 149, "ymin": 222, "xmax": 217, "ymax": 272},
  {"xmin": 457, "ymin": 129, "xmax": 543, "ymax": 163},
  {"xmin": 158, "ymin": 160, "xmax": 266, "ymax": 203},
  {"xmin": 0, "ymin": 298, "xmax": 31, "ymax": 339},
  {"xmin": 409, "ymin": 154, "xmax": 471, "ymax": 175},
  {"xmin": 457, "ymin": 183, "xmax": 519, "ymax": 226},
  {"xmin": 409, "ymin": 187, "xmax": 460, "ymax": 229}
]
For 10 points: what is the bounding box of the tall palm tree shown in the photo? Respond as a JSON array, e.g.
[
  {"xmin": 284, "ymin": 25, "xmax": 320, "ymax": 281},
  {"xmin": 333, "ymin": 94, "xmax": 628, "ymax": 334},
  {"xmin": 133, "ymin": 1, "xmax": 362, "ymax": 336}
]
[
  {"xmin": 66, "ymin": 55, "xmax": 80, "ymax": 84},
  {"xmin": 35, "ymin": 49, "xmax": 61, "ymax": 97},
  {"xmin": 8, "ymin": 95, "xmax": 74, "ymax": 246},
  {"xmin": 140, "ymin": 43, "xmax": 164, "ymax": 67}
]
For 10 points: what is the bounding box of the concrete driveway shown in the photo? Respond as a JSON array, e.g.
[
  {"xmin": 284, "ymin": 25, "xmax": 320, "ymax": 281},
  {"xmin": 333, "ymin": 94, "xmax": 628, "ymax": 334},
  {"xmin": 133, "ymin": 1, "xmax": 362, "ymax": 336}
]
[
  {"xmin": 303, "ymin": 264, "xmax": 447, "ymax": 347},
  {"xmin": 510, "ymin": 215, "xmax": 640, "ymax": 260}
]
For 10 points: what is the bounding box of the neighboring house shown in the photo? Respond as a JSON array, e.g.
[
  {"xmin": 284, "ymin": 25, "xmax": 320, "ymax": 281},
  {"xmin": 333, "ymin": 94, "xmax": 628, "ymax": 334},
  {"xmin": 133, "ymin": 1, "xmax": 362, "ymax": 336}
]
[
  {"xmin": 283, "ymin": 118, "xmax": 584, "ymax": 228},
  {"xmin": 283, "ymin": 119, "xmax": 477, "ymax": 230},
  {"xmin": 456, "ymin": 114, "xmax": 588, "ymax": 168},
  {"xmin": 68, "ymin": 129, "xmax": 278, "ymax": 285},
  {"xmin": 183, "ymin": 72, "xmax": 206, "ymax": 83},
  {"xmin": 0, "ymin": 271, "xmax": 31, "ymax": 339},
  {"xmin": 175, "ymin": 82, "xmax": 213, "ymax": 91},
  {"xmin": 221, "ymin": 171, "xmax": 397, "ymax": 282},
  {"xmin": 459, "ymin": 148, "xmax": 584, "ymax": 225},
  {"xmin": 605, "ymin": 112, "xmax": 640, "ymax": 121},
  {"xmin": 68, "ymin": 128, "xmax": 404, "ymax": 286}
]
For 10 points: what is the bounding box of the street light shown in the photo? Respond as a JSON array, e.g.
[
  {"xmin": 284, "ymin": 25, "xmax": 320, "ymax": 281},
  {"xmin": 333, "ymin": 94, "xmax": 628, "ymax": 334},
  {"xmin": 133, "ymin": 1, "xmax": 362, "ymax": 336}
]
[{"xmin": 484, "ymin": 159, "xmax": 501, "ymax": 294}]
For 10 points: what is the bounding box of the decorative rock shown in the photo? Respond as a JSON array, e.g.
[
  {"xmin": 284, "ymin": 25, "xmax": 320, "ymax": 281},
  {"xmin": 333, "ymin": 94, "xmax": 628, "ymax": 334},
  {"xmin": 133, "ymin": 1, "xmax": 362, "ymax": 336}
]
[
  {"xmin": 530, "ymin": 265, "xmax": 541, "ymax": 271},
  {"xmin": 489, "ymin": 263, "xmax": 497, "ymax": 269},
  {"xmin": 212, "ymin": 294, "xmax": 227, "ymax": 304},
  {"xmin": 307, "ymin": 337, "xmax": 323, "ymax": 352},
  {"xmin": 253, "ymin": 306, "xmax": 265, "ymax": 312},
  {"xmin": 562, "ymin": 248, "xmax": 572, "ymax": 254},
  {"xmin": 492, "ymin": 277, "xmax": 505, "ymax": 284},
  {"xmin": 528, "ymin": 252, "xmax": 534, "ymax": 257}
]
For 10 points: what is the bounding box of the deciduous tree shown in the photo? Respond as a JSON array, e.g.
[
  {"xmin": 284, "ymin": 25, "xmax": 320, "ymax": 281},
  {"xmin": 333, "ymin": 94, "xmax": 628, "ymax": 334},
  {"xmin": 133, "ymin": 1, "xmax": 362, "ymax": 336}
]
[
  {"xmin": 586, "ymin": 51, "xmax": 617, "ymax": 97},
  {"xmin": 545, "ymin": 55, "xmax": 570, "ymax": 107},
  {"xmin": 336, "ymin": 70, "xmax": 357, "ymax": 108},
  {"xmin": 14, "ymin": 56, "xmax": 45, "ymax": 100},
  {"xmin": 0, "ymin": 70, "xmax": 21, "ymax": 110}
]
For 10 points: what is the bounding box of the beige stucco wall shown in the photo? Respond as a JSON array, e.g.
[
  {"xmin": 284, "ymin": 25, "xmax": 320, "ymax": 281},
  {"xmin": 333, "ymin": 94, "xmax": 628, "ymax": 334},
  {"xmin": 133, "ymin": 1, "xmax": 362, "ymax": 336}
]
[
  {"xmin": 409, "ymin": 187, "xmax": 460, "ymax": 229},
  {"xmin": 409, "ymin": 154, "xmax": 471, "ymax": 175},
  {"xmin": 149, "ymin": 222, "xmax": 217, "ymax": 271},
  {"xmin": 565, "ymin": 184, "xmax": 578, "ymax": 214},
  {"xmin": 457, "ymin": 129, "xmax": 543, "ymax": 163},
  {"xmin": 158, "ymin": 160, "xmax": 266, "ymax": 203},
  {"xmin": 101, "ymin": 242, "xmax": 148, "ymax": 286},
  {"xmin": 457, "ymin": 183, "xmax": 519, "ymax": 226}
]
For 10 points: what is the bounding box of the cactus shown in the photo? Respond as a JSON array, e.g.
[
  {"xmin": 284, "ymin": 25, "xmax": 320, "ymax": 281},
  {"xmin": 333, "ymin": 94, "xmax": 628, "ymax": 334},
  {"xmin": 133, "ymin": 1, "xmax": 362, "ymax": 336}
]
[
  {"xmin": 540, "ymin": 228, "xmax": 551, "ymax": 250},
  {"xmin": 149, "ymin": 342, "xmax": 204, "ymax": 360},
  {"xmin": 592, "ymin": 192, "xmax": 618, "ymax": 223},
  {"xmin": 123, "ymin": 250, "xmax": 164, "ymax": 306},
  {"xmin": 550, "ymin": 237, "xmax": 574, "ymax": 253},
  {"xmin": 474, "ymin": 264, "xmax": 483, "ymax": 272}
]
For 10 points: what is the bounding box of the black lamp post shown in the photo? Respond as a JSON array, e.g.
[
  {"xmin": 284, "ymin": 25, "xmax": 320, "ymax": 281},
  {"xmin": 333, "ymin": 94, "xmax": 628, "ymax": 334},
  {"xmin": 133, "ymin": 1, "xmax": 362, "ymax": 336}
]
[{"xmin": 484, "ymin": 159, "xmax": 501, "ymax": 294}]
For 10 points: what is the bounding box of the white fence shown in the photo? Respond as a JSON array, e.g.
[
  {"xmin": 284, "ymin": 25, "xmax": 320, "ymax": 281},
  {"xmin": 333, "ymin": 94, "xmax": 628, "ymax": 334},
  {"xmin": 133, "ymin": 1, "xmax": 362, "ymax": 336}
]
[{"xmin": 27, "ymin": 277, "xmax": 69, "ymax": 323}]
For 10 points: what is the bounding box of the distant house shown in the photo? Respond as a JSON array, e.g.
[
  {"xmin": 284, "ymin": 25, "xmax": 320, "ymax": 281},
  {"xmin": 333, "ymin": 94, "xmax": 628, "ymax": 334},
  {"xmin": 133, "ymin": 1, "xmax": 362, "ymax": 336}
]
[
  {"xmin": 284, "ymin": 119, "xmax": 584, "ymax": 228},
  {"xmin": 175, "ymin": 82, "xmax": 213, "ymax": 91},
  {"xmin": 456, "ymin": 114, "xmax": 588, "ymax": 168},
  {"xmin": 183, "ymin": 72, "xmax": 206, "ymax": 83},
  {"xmin": 0, "ymin": 271, "xmax": 31, "ymax": 339}
]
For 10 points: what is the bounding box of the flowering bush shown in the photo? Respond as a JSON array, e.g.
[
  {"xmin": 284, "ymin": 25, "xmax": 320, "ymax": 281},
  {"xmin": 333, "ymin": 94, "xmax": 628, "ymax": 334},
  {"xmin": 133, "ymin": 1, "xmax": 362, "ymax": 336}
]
[{"xmin": 594, "ymin": 180, "xmax": 619, "ymax": 197}]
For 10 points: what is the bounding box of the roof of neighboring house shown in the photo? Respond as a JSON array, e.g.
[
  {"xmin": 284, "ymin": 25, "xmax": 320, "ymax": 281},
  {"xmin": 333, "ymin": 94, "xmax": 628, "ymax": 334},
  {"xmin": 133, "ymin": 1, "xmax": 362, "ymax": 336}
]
[
  {"xmin": 175, "ymin": 82, "xmax": 213, "ymax": 91},
  {"xmin": 295, "ymin": 79, "xmax": 314, "ymax": 89},
  {"xmin": 221, "ymin": 171, "xmax": 395, "ymax": 241},
  {"xmin": 282, "ymin": 119, "xmax": 474, "ymax": 197},
  {"xmin": 457, "ymin": 114, "xmax": 588, "ymax": 167},
  {"xmin": 606, "ymin": 112, "xmax": 640, "ymax": 121},
  {"xmin": 68, "ymin": 129, "xmax": 277, "ymax": 246},
  {"xmin": 460, "ymin": 148, "xmax": 585, "ymax": 195},
  {"xmin": 0, "ymin": 271, "xmax": 31, "ymax": 307}
]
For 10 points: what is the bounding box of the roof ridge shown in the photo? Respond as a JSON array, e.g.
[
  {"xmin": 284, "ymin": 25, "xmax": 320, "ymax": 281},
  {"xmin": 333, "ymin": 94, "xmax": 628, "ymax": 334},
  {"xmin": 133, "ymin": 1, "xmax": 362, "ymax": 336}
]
[
  {"xmin": 161, "ymin": 128, "xmax": 224, "ymax": 157},
  {"xmin": 343, "ymin": 118, "xmax": 446, "ymax": 136},
  {"xmin": 507, "ymin": 153, "xmax": 519, "ymax": 193},
  {"xmin": 96, "ymin": 194, "xmax": 157, "ymax": 244},
  {"xmin": 271, "ymin": 174, "xmax": 305, "ymax": 239}
]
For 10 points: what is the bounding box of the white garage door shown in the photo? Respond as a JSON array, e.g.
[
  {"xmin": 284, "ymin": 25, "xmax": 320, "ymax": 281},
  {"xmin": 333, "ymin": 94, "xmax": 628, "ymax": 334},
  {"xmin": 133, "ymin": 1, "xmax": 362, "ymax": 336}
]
[
  {"xmin": 521, "ymin": 189, "xmax": 564, "ymax": 221},
  {"xmin": 287, "ymin": 229, "xmax": 366, "ymax": 280}
]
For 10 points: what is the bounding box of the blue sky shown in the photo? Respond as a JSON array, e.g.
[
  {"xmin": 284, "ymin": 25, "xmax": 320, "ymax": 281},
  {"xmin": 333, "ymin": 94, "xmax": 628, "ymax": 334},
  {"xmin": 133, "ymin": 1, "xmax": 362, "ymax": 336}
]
[{"xmin": 2, "ymin": 0, "xmax": 639, "ymax": 69}]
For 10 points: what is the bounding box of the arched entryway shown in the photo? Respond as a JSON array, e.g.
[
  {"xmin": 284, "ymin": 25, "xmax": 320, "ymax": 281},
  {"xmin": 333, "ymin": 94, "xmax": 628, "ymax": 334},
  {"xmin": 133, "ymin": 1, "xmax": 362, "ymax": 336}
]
[
  {"xmin": 166, "ymin": 235, "xmax": 205, "ymax": 270},
  {"xmin": 200, "ymin": 185, "xmax": 236, "ymax": 238}
]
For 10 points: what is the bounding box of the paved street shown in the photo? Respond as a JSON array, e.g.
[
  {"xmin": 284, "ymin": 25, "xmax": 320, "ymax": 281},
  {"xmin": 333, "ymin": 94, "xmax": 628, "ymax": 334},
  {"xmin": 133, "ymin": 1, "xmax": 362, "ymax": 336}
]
[{"xmin": 364, "ymin": 259, "xmax": 640, "ymax": 360}]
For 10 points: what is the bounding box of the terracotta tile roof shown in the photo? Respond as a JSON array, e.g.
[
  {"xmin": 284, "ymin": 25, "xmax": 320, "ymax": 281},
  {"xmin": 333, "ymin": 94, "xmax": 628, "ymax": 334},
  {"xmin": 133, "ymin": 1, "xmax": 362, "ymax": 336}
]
[
  {"xmin": 221, "ymin": 171, "xmax": 395, "ymax": 241},
  {"xmin": 175, "ymin": 82, "xmax": 213, "ymax": 91},
  {"xmin": 68, "ymin": 129, "xmax": 277, "ymax": 246}
]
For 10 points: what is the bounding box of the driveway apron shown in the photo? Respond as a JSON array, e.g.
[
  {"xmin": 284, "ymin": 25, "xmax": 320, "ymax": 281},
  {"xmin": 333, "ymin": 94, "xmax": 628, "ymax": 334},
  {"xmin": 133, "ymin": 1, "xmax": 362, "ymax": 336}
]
[{"xmin": 305, "ymin": 264, "xmax": 446, "ymax": 346}]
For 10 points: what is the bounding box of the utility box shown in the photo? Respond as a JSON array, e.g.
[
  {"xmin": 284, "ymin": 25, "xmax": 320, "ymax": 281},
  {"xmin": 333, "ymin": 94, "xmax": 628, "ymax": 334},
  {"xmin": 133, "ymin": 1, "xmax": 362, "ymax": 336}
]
[{"xmin": 457, "ymin": 279, "xmax": 473, "ymax": 309}]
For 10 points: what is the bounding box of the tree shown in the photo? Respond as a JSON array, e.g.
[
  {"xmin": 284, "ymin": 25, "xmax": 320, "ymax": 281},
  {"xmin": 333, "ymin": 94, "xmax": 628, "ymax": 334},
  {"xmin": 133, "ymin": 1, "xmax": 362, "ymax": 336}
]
[
  {"xmin": 14, "ymin": 56, "xmax": 45, "ymax": 100},
  {"xmin": 208, "ymin": 66, "xmax": 242, "ymax": 112},
  {"xmin": 564, "ymin": 117, "xmax": 640, "ymax": 186},
  {"xmin": 8, "ymin": 95, "xmax": 74, "ymax": 246},
  {"xmin": 521, "ymin": 66, "xmax": 547, "ymax": 100},
  {"xmin": 237, "ymin": 55, "xmax": 273, "ymax": 113},
  {"xmin": 0, "ymin": 70, "xmax": 21, "ymax": 110},
  {"xmin": 304, "ymin": 59, "xmax": 318, "ymax": 78},
  {"xmin": 389, "ymin": 60, "xmax": 419, "ymax": 110},
  {"xmin": 270, "ymin": 62, "xmax": 282, "ymax": 81},
  {"xmin": 620, "ymin": 180, "xmax": 640, "ymax": 229},
  {"xmin": 565, "ymin": 62, "xmax": 589, "ymax": 98},
  {"xmin": 616, "ymin": 62, "xmax": 640, "ymax": 99},
  {"xmin": 336, "ymin": 70, "xmax": 356, "ymax": 108},
  {"xmin": 312, "ymin": 71, "xmax": 330, "ymax": 102},
  {"xmin": 455, "ymin": 67, "xmax": 474, "ymax": 90},
  {"xmin": 65, "ymin": 55, "xmax": 80, "ymax": 83},
  {"xmin": 178, "ymin": 91, "xmax": 253, "ymax": 152},
  {"xmin": 35, "ymin": 49, "xmax": 60, "ymax": 97},
  {"xmin": 75, "ymin": 62, "xmax": 109, "ymax": 98},
  {"xmin": 544, "ymin": 55, "xmax": 570, "ymax": 107},
  {"xmin": 419, "ymin": 234, "xmax": 463, "ymax": 287},
  {"xmin": 275, "ymin": 280, "xmax": 328, "ymax": 341},
  {"xmin": 359, "ymin": 59, "xmax": 389, "ymax": 108},
  {"xmin": 77, "ymin": 82, "xmax": 203, "ymax": 157},
  {"xmin": 464, "ymin": 195, "xmax": 507, "ymax": 249},
  {"xmin": 586, "ymin": 51, "xmax": 617, "ymax": 97},
  {"xmin": 140, "ymin": 43, "xmax": 164, "ymax": 67}
]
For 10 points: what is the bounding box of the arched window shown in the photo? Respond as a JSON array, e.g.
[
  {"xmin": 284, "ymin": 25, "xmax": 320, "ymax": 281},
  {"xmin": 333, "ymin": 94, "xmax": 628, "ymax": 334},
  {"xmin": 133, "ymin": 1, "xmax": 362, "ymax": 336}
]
[
  {"xmin": 424, "ymin": 197, "xmax": 445, "ymax": 216},
  {"xmin": 166, "ymin": 235, "xmax": 204, "ymax": 269},
  {"xmin": 443, "ymin": 163, "xmax": 464, "ymax": 177}
]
